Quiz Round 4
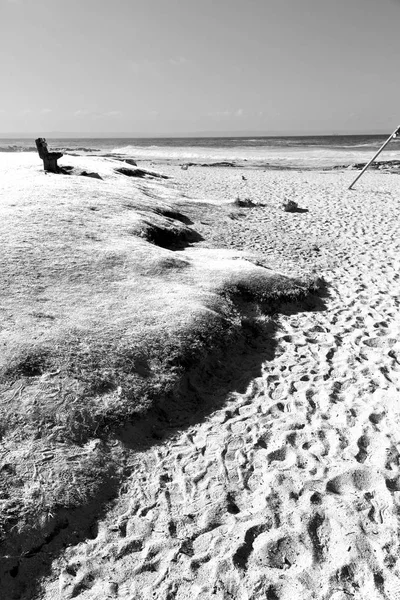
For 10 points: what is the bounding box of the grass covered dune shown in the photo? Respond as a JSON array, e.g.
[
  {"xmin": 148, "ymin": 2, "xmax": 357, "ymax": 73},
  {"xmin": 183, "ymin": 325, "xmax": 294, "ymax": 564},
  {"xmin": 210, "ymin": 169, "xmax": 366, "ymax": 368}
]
[{"xmin": 0, "ymin": 154, "xmax": 321, "ymax": 590}]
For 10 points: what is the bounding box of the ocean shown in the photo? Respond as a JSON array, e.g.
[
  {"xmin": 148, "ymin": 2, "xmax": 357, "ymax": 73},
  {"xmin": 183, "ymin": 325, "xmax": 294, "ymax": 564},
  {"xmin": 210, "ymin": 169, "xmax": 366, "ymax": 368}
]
[{"xmin": 1, "ymin": 135, "xmax": 400, "ymax": 170}]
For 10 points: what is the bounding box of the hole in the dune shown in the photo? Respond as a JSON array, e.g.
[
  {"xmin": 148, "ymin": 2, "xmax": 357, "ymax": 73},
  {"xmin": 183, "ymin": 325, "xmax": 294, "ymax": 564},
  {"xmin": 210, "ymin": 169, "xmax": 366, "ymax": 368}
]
[
  {"xmin": 154, "ymin": 208, "xmax": 193, "ymax": 225},
  {"xmin": 142, "ymin": 223, "xmax": 203, "ymax": 250}
]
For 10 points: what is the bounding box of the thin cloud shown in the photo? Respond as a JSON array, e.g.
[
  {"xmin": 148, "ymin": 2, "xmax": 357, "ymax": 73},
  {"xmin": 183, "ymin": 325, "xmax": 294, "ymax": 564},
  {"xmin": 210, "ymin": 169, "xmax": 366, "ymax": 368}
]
[{"xmin": 41, "ymin": 108, "xmax": 52, "ymax": 114}]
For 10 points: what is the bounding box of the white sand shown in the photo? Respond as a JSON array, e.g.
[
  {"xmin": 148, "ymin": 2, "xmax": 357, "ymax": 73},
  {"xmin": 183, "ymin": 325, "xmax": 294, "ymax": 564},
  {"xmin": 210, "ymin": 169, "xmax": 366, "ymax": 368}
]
[{"xmin": 24, "ymin": 166, "xmax": 400, "ymax": 598}]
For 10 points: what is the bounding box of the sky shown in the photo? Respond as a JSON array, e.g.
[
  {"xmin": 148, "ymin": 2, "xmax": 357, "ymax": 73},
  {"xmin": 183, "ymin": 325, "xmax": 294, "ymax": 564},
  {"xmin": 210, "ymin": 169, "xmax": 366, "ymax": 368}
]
[{"xmin": 1, "ymin": 0, "xmax": 400, "ymax": 136}]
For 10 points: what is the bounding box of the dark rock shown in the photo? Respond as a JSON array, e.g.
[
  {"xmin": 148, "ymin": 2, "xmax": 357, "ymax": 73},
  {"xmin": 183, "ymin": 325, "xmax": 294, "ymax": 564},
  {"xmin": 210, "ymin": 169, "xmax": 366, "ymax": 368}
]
[
  {"xmin": 116, "ymin": 167, "xmax": 148, "ymax": 178},
  {"xmin": 115, "ymin": 167, "xmax": 168, "ymax": 179},
  {"xmin": 351, "ymin": 160, "xmax": 400, "ymax": 171},
  {"xmin": 200, "ymin": 161, "xmax": 236, "ymax": 168},
  {"xmin": 282, "ymin": 200, "xmax": 308, "ymax": 214},
  {"xmin": 282, "ymin": 200, "xmax": 299, "ymax": 212},
  {"xmin": 81, "ymin": 171, "xmax": 103, "ymax": 180},
  {"xmin": 179, "ymin": 161, "xmax": 237, "ymax": 168},
  {"xmin": 234, "ymin": 198, "xmax": 256, "ymax": 208}
]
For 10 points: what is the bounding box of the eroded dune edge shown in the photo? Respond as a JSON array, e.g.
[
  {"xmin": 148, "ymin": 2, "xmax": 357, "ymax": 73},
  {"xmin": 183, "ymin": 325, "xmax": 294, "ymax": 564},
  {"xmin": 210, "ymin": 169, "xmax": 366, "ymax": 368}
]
[{"xmin": 0, "ymin": 154, "xmax": 323, "ymax": 599}]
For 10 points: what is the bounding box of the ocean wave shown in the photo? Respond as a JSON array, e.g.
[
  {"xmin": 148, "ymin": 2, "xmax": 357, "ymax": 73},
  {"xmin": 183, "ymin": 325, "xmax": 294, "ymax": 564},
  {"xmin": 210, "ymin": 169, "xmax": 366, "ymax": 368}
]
[
  {"xmin": 57, "ymin": 146, "xmax": 101, "ymax": 152},
  {"xmin": 338, "ymin": 143, "xmax": 383, "ymax": 149},
  {"xmin": 0, "ymin": 145, "xmax": 37, "ymax": 152},
  {"xmin": 109, "ymin": 143, "xmax": 400, "ymax": 168},
  {"xmin": 0, "ymin": 145, "xmax": 101, "ymax": 154}
]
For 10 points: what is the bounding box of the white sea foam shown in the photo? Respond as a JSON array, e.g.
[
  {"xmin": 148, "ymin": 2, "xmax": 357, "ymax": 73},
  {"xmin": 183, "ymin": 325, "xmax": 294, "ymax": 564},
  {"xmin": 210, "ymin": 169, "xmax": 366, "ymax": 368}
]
[{"xmin": 111, "ymin": 143, "xmax": 400, "ymax": 168}]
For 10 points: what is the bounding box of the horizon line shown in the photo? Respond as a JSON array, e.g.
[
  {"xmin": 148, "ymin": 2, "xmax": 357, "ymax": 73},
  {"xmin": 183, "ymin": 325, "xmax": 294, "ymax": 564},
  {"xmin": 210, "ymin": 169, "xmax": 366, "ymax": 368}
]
[{"xmin": 0, "ymin": 130, "xmax": 394, "ymax": 139}]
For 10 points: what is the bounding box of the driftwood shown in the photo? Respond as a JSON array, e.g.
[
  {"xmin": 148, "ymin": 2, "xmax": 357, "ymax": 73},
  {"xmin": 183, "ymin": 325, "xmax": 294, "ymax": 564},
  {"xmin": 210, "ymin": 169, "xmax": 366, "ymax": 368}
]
[{"xmin": 35, "ymin": 138, "xmax": 63, "ymax": 173}]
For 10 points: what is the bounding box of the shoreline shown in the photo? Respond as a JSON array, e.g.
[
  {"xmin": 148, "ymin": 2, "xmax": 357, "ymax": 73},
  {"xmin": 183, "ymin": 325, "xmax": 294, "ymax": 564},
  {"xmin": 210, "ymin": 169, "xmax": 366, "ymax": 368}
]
[{"xmin": 2, "ymin": 134, "xmax": 400, "ymax": 172}]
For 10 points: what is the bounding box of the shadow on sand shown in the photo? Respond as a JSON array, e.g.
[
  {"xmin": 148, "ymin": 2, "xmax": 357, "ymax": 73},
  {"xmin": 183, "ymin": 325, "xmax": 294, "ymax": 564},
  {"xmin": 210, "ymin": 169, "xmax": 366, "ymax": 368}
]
[
  {"xmin": 3, "ymin": 289, "xmax": 328, "ymax": 599},
  {"xmin": 118, "ymin": 290, "xmax": 327, "ymax": 451}
]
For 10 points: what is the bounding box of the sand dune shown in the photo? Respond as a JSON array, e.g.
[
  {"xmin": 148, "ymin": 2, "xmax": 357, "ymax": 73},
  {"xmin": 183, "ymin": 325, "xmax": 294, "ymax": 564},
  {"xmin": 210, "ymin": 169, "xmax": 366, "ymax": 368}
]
[
  {"xmin": 34, "ymin": 166, "xmax": 400, "ymax": 600},
  {"xmin": 0, "ymin": 155, "xmax": 320, "ymax": 599},
  {"xmin": 4, "ymin": 159, "xmax": 400, "ymax": 599}
]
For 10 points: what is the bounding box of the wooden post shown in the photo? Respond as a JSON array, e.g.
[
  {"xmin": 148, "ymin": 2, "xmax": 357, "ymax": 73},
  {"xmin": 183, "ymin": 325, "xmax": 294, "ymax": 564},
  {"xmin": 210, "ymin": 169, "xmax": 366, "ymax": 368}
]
[{"xmin": 348, "ymin": 125, "xmax": 400, "ymax": 190}]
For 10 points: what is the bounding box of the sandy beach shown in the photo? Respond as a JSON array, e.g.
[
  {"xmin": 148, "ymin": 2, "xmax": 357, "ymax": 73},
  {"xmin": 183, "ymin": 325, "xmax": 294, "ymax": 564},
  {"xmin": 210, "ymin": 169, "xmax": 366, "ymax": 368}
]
[
  {"xmin": 1, "ymin": 154, "xmax": 400, "ymax": 599},
  {"xmin": 3, "ymin": 0, "xmax": 400, "ymax": 595}
]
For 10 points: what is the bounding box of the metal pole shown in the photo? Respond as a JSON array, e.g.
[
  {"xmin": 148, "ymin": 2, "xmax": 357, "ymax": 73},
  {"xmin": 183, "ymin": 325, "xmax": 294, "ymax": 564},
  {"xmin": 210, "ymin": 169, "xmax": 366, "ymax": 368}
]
[{"xmin": 348, "ymin": 125, "xmax": 400, "ymax": 190}]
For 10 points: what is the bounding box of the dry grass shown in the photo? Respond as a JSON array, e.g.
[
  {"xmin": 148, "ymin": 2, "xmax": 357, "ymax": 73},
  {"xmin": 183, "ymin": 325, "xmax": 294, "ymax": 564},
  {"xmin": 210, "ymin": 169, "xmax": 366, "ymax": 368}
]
[{"xmin": 0, "ymin": 154, "xmax": 323, "ymax": 575}]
